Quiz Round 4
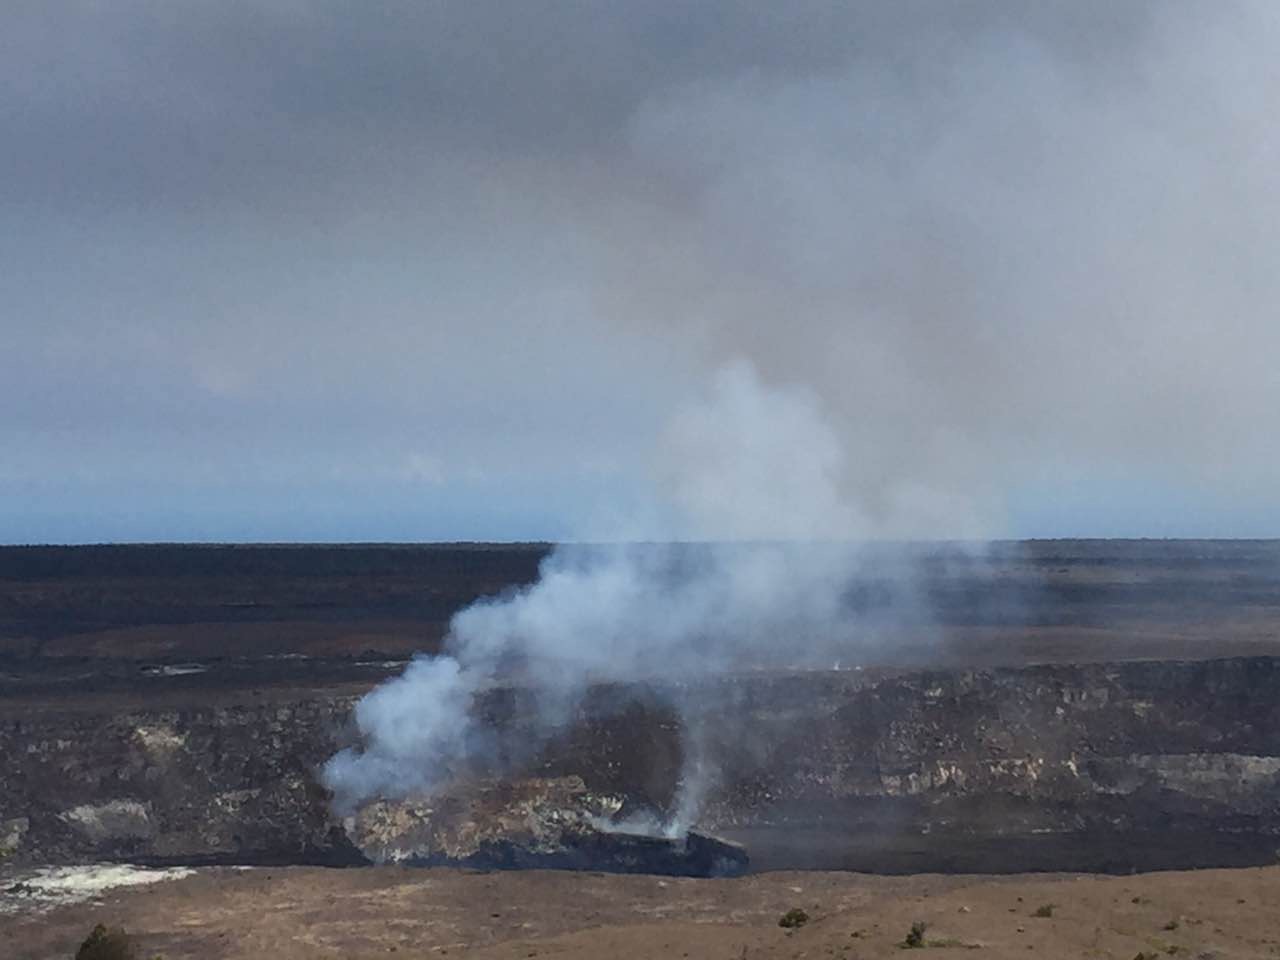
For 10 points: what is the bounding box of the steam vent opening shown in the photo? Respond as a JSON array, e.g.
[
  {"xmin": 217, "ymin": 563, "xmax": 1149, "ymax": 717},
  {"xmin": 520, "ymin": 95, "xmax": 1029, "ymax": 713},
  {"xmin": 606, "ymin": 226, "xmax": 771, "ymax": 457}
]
[{"xmin": 5, "ymin": 543, "xmax": 1280, "ymax": 880}]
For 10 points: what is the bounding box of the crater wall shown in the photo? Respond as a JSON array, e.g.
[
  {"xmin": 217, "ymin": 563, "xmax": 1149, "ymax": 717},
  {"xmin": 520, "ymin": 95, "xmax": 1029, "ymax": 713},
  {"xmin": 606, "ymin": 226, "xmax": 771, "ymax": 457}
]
[{"xmin": 4, "ymin": 657, "xmax": 1279, "ymax": 873}]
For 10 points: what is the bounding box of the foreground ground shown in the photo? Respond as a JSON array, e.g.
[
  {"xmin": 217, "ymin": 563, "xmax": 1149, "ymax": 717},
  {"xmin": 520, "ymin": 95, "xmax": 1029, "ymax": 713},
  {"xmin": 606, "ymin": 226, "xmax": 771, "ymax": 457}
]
[{"xmin": 5, "ymin": 863, "xmax": 1279, "ymax": 960}]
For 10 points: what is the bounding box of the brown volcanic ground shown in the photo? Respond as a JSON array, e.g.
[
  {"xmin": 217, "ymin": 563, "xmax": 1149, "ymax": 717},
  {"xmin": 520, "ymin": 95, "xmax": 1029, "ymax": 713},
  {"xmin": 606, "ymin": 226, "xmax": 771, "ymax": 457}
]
[{"xmin": 6, "ymin": 863, "xmax": 1280, "ymax": 960}]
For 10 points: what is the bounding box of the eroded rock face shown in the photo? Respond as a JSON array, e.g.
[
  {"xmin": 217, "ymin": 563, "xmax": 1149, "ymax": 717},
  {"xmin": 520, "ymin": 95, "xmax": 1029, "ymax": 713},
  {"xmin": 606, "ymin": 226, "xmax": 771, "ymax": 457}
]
[
  {"xmin": 350, "ymin": 777, "xmax": 617, "ymax": 863},
  {"xmin": 347, "ymin": 777, "xmax": 749, "ymax": 877},
  {"xmin": 1090, "ymin": 754, "xmax": 1280, "ymax": 807},
  {"xmin": 59, "ymin": 800, "xmax": 153, "ymax": 844},
  {"xmin": 0, "ymin": 700, "xmax": 359, "ymax": 865},
  {"xmin": 0, "ymin": 817, "xmax": 28, "ymax": 860}
]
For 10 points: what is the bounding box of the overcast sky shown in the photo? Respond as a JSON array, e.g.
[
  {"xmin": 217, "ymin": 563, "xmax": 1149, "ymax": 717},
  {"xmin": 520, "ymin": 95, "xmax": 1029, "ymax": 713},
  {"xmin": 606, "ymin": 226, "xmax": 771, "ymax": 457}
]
[{"xmin": 4, "ymin": 1, "xmax": 1279, "ymax": 543}]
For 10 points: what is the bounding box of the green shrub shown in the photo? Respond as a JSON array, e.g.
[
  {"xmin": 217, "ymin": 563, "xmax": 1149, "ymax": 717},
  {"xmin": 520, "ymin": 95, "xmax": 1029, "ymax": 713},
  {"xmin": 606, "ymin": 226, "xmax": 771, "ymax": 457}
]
[
  {"xmin": 75, "ymin": 924, "xmax": 137, "ymax": 960},
  {"xmin": 1033, "ymin": 903, "xmax": 1055, "ymax": 918},
  {"xmin": 903, "ymin": 921, "xmax": 928, "ymax": 948},
  {"xmin": 778, "ymin": 908, "xmax": 810, "ymax": 929}
]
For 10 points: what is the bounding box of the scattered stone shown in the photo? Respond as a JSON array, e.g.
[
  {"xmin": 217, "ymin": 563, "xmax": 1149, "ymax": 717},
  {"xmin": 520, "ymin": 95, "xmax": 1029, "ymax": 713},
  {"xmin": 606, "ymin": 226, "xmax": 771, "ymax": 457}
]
[{"xmin": 0, "ymin": 817, "xmax": 28, "ymax": 858}]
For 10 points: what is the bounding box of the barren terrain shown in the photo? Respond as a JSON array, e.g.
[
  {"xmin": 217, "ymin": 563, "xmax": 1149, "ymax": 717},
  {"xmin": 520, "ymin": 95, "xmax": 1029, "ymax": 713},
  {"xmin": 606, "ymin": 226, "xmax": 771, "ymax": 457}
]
[
  {"xmin": 6, "ymin": 862, "xmax": 1280, "ymax": 960},
  {"xmin": 4, "ymin": 542, "xmax": 1279, "ymax": 957}
]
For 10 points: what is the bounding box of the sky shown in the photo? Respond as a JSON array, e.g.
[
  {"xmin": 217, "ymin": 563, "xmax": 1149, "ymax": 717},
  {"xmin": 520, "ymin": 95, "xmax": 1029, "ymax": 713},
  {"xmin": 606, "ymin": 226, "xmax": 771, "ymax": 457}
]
[{"xmin": 4, "ymin": 1, "xmax": 1279, "ymax": 543}]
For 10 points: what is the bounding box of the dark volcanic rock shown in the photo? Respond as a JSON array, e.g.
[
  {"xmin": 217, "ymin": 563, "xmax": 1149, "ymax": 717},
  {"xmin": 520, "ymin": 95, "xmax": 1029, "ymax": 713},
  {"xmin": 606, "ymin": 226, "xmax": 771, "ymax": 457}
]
[{"xmin": 523, "ymin": 827, "xmax": 748, "ymax": 878}]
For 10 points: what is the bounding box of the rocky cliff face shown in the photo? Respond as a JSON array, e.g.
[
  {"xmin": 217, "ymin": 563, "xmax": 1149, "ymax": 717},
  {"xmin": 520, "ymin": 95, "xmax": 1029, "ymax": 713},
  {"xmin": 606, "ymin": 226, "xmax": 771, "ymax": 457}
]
[
  {"xmin": 4, "ymin": 657, "xmax": 1279, "ymax": 874},
  {"xmin": 347, "ymin": 777, "xmax": 749, "ymax": 876},
  {"xmin": 2, "ymin": 699, "xmax": 358, "ymax": 866}
]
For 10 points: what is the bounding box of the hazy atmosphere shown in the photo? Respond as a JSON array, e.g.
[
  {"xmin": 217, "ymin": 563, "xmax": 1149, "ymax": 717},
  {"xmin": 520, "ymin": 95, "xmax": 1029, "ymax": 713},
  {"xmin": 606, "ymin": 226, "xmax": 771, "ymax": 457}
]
[
  {"xmin": 9, "ymin": 8, "xmax": 1280, "ymax": 952},
  {"xmin": 5, "ymin": 1, "xmax": 1279, "ymax": 542}
]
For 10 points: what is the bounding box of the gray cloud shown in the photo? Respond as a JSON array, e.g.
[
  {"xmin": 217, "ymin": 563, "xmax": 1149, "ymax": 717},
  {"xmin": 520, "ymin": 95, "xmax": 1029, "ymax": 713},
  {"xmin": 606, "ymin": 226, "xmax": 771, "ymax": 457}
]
[
  {"xmin": 1, "ymin": 2, "xmax": 1166, "ymax": 213},
  {"xmin": 4, "ymin": 1, "xmax": 1278, "ymax": 540}
]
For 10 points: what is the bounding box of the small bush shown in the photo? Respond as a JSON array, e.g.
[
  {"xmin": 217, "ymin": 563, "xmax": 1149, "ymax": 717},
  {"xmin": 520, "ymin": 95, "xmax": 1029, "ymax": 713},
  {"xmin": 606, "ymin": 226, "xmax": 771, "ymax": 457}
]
[
  {"xmin": 1163, "ymin": 919, "xmax": 1180, "ymax": 931},
  {"xmin": 778, "ymin": 908, "xmax": 810, "ymax": 929},
  {"xmin": 75, "ymin": 924, "xmax": 137, "ymax": 960},
  {"xmin": 903, "ymin": 921, "xmax": 928, "ymax": 948},
  {"xmin": 1033, "ymin": 904, "xmax": 1055, "ymax": 918}
]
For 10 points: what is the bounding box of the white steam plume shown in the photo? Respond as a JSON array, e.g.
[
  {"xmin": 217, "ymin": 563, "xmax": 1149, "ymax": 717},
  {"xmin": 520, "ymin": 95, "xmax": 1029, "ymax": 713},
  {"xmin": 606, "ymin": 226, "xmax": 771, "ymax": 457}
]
[
  {"xmin": 321, "ymin": 0, "xmax": 1280, "ymax": 804},
  {"xmin": 323, "ymin": 362, "xmax": 921, "ymax": 821}
]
